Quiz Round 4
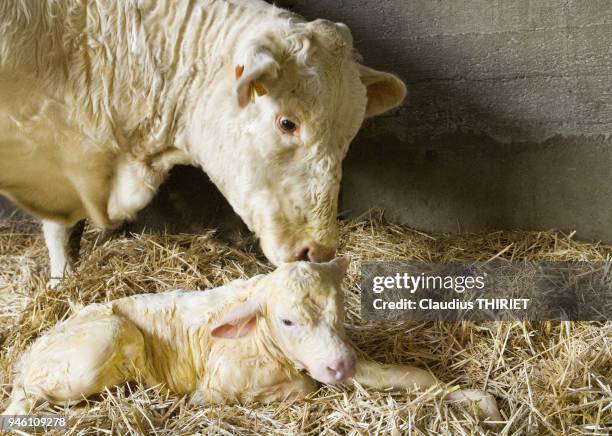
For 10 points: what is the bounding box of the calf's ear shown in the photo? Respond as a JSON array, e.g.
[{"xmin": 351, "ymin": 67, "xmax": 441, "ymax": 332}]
[
  {"xmin": 358, "ymin": 64, "xmax": 407, "ymax": 118},
  {"xmin": 326, "ymin": 255, "xmax": 351, "ymax": 282},
  {"xmin": 234, "ymin": 49, "xmax": 279, "ymax": 107},
  {"xmin": 210, "ymin": 296, "xmax": 261, "ymax": 339}
]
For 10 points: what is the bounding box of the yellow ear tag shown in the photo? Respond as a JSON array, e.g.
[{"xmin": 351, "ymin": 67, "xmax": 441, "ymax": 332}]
[
  {"xmin": 235, "ymin": 64, "xmax": 267, "ymax": 103},
  {"xmin": 252, "ymin": 81, "xmax": 267, "ymax": 96},
  {"xmin": 247, "ymin": 80, "xmax": 267, "ymax": 103}
]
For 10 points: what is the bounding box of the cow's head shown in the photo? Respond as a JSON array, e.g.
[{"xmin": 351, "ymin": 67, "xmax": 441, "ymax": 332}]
[
  {"xmin": 210, "ymin": 256, "xmax": 356, "ymax": 384},
  {"xmin": 186, "ymin": 19, "xmax": 405, "ymax": 265}
]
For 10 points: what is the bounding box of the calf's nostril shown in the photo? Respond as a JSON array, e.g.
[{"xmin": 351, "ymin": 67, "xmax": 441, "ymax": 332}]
[
  {"xmin": 326, "ymin": 366, "xmax": 340, "ymax": 377},
  {"xmin": 326, "ymin": 361, "xmax": 352, "ymax": 380},
  {"xmin": 325, "ymin": 357, "xmax": 356, "ymax": 381}
]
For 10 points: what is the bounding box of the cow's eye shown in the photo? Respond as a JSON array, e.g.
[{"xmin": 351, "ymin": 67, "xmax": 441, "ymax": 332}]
[
  {"xmin": 276, "ymin": 115, "xmax": 299, "ymax": 135},
  {"xmin": 280, "ymin": 118, "xmax": 296, "ymax": 131},
  {"xmin": 281, "ymin": 319, "xmax": 295, "ymax": 327}
]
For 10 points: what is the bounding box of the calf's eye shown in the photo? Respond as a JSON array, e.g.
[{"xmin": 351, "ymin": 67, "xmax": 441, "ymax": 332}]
[
  {"xmin": 276, "ymin": 115, "xmax": 299, "ymax": 135},
  {"xmin": 281, "ymin": 319, "xmax": 294, "ymax": 326}
]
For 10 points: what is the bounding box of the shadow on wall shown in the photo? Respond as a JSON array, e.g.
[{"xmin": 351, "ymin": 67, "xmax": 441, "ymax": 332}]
[
  {"xmin": 122, "ymin": 166, "xmax": 253, "ymax": 247},
  {"xmin": 0, "ymin": 196, "xmax": 27, "ymax": 220}
]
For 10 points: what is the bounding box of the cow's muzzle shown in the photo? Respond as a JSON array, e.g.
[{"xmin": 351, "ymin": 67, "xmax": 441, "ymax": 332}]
[{"xmin": 295, "ymin": 243, "xmax": 337, "ymax": 263}]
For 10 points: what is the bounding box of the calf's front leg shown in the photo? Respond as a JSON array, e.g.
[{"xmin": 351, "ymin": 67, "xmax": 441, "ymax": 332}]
[
  {"xmin": 191, "ymin": 373, "xmax": 316, "ymax": 405},
  {"xmin": 254, "ymin": 376, "xmax": 317, "ymax": 404},
  {"xmin": 352, "ymin": 359, "xmax": 502, "ymax": 421}
]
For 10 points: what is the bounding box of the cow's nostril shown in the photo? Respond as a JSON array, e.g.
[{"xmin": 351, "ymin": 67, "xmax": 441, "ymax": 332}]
[
  {"xmin": 297, "ymin": 247, "xmax": 310, "ymax": 261},
  {"xmin": 295, "ymin": 244, "xmax": 337, "ymax": 262},
  {"xmin": 307, "ymin": 245, "xmax": 337, "ymax": 263}
]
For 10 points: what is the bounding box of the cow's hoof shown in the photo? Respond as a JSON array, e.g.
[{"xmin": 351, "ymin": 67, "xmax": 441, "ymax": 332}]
[{"xmin": 47, "ymin": 276, "xmax": 63, "ymax": 289}]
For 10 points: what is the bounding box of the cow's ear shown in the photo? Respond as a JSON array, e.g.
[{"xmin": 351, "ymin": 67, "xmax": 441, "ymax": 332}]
[
  {"xmin": 358, "ymin": 65, "xmax": 407, "ymax": 118},
  {"xmin": 234, "ymin": 50, "xmax": 279, "ymax": 107},
  {"xmin": 210, "ymin": 295, "xmax": 262, "ymax": 339}
]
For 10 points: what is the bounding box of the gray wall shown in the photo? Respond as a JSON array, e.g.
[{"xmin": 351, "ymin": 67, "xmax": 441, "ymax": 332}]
[{"xmin": 1, "ymin": 0, "xmax": 611, "ymax": 241}]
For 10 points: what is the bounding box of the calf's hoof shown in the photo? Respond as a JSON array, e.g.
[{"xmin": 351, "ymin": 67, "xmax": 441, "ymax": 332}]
[{"xmin": 447, "ymin": 389, "xmax": 503, "ymax": 422}]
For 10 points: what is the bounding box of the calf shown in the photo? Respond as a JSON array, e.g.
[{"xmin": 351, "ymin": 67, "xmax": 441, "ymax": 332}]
[{"xmin": 4, "ymin": 257, "xmax": 501, "ymax": 421}]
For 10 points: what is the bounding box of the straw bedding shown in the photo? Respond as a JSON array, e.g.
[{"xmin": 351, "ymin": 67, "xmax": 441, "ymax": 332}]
[{"xmin": 0, "ymin": 214, "xmax": 610, "ymax": 435}]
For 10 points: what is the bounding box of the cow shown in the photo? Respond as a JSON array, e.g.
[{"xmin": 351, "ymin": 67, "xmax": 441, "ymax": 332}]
[
  {"xmin": 0, "ymin": 0, "xmax": 407, "ymax": 287},
  {"xmin": 4, "ymin": 256, "xmax": 502, "ymax": 422}
]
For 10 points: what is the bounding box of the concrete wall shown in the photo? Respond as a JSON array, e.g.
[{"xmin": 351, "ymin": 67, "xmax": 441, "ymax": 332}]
[
  {"xmin": 1, "ymin": 0, "xmax": 611, "ymax": 241},
  {"xmin": 279, "ymin": 0, "xmax": 612, "ymax": 242}
]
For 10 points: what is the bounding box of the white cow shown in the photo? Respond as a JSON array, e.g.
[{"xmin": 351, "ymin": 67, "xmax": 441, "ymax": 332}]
[
  {"xmin": 4, "ymin": 257, "xmax": 502, "ymax": 422},
  {"xmin": 0, "ymin": 0, "xmax": 407, "ymax": 286}
]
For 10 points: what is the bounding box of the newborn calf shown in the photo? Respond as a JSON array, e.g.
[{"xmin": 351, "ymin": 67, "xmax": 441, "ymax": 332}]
[{"xmin": 5, "ymin": 257, "xmax": 501, "ymax": 421}]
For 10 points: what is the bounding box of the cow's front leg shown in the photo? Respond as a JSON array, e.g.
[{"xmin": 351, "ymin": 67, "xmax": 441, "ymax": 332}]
[
  {"xmin": 42, "ymin": 220, "xmax": 83, "ymax": 288},
  {"xmin": 107, "ymin": 149, "xmax": 192, "ymax": 222},
  {"xmin": 352, "ymin": 359, "xmax": 502, "ymax": 421}
]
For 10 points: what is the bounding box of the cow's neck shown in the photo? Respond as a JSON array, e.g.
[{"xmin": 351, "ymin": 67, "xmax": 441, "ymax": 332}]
[{"xmin": 105, "ymin": 0, "xmax": 280, "ymax": 157}]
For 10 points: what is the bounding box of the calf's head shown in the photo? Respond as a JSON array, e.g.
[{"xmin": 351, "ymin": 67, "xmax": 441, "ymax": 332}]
[
  {"xmin": 211, "ymin": 256, "xmax": 356, "ymax": 384},
  {"xmin": 186, "ymin": 19, "xmax": 406, "ymax": 265}
]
